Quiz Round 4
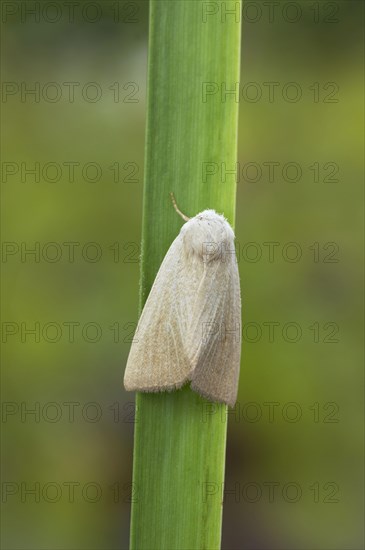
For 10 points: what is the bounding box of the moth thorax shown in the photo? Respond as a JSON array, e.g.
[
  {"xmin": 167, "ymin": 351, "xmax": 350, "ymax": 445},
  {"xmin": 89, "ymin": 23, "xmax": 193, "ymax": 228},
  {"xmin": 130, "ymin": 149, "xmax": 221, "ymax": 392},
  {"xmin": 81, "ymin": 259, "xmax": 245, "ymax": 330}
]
[{"xmin": 182, "ymin": 214, "xmax": 235, "ymax": 263}]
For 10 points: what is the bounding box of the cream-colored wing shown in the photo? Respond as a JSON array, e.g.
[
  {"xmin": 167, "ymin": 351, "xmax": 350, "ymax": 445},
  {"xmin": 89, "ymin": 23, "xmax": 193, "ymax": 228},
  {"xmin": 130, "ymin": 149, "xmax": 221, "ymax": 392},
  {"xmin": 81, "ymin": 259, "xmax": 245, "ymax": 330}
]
[
  {"xmin": 188, "ymin": 254, "xmax": 241, "ymax": 407},
  {"xmin": 124, "ymin": 236, "xmax": 202, "ymax": 392}
]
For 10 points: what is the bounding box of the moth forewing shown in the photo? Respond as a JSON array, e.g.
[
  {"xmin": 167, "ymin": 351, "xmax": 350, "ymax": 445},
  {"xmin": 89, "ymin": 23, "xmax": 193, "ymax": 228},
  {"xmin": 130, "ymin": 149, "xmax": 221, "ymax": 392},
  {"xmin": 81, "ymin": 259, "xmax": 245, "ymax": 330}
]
[
  {"xmin": 123, "ymin": 237, "xmax": 191, "ymax": 392},
  {"xmin": 186, "ymin": 219, "xmax": 241, "ymax": 407}
]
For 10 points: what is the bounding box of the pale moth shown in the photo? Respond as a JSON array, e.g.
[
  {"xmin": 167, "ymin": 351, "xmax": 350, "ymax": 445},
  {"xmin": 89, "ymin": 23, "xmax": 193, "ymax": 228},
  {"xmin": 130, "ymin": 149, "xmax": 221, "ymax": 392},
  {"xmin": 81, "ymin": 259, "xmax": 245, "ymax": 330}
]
[{"xmin": 124, "ymin": 195, "xmax": 241, "ymax": 407}]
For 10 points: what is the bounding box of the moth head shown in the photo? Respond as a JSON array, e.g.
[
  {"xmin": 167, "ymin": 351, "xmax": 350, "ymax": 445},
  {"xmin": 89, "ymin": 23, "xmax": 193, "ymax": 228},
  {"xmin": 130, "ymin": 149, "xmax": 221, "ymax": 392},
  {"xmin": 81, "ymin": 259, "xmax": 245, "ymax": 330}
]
[{"xmin": 181, "ymin": 210, "xmax": 235, "ymax": 263}]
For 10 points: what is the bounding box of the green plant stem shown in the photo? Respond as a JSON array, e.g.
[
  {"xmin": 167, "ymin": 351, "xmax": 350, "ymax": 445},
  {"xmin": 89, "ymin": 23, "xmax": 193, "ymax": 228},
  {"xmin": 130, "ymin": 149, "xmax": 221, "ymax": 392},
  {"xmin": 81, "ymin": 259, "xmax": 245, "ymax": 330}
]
[{"xmin": 129, "ymin": 1, "xmax": 241, "ymax": 548}]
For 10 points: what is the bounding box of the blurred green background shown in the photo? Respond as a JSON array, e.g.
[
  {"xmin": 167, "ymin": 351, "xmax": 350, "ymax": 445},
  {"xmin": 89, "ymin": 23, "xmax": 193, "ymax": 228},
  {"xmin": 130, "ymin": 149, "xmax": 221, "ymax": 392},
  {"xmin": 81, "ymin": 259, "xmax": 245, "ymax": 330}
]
[{"xmin": 1, "ymin": 1, "xmax": 363, "ymax": 549}]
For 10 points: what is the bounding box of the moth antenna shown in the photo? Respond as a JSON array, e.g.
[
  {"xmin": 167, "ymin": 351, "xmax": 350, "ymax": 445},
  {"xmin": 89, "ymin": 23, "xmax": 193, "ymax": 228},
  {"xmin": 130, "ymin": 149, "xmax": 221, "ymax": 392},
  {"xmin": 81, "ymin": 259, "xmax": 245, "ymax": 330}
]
[{"xmin": 170, "ymin": 193, "xmax": 190, "ymax": 222}]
